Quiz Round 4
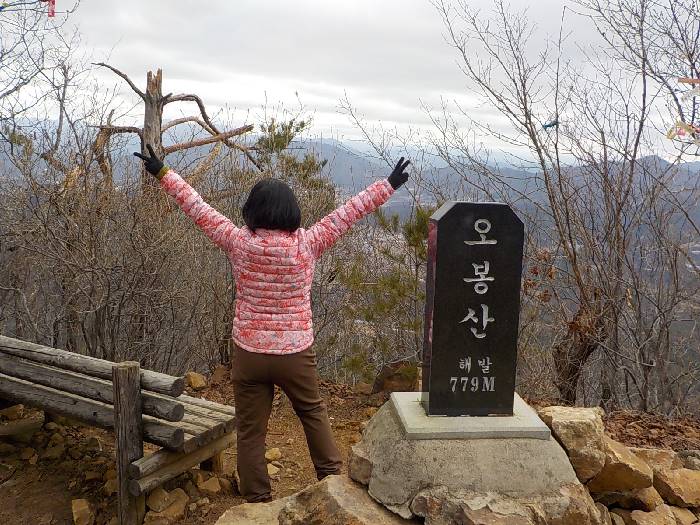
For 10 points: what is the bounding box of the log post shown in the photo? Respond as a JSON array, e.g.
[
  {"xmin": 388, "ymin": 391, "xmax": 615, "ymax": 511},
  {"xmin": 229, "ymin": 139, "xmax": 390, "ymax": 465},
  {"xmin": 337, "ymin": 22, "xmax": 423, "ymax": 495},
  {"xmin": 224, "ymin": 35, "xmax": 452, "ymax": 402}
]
[
  {"xmin": 113, "ymin": 362, "xmax": 146, "ymax": 525},
  {"xmin": 200, "ymin": 451, "xmax": 224, "ymax": 474}
]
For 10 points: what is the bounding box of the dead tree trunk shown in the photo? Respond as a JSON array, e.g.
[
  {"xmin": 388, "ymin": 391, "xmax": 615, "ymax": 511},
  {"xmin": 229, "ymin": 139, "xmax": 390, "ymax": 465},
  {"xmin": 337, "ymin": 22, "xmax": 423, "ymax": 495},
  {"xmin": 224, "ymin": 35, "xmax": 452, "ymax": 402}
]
[
  {"xmin": 143, "ymin": 69, "xmax": 165, "ymax": 162},
  {"xmin": 93, "ymin": 62, "xmax": 260, "ymax": 185}
]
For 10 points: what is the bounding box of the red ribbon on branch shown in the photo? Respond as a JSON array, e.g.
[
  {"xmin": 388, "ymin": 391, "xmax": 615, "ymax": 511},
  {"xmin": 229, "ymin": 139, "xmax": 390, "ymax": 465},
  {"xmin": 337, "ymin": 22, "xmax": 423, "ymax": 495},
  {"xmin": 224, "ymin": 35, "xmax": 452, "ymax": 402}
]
[{"xmin": 39, "ymin": 0, "xmax": 55, "ymax": 17}]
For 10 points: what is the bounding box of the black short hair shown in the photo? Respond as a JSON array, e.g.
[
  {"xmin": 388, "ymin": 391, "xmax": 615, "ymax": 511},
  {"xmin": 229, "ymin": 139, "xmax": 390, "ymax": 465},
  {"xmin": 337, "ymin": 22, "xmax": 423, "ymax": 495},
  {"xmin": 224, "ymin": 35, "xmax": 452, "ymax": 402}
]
[{"xmin": 242, "ymin": 178, "xmax": 302, "ymax": 233}]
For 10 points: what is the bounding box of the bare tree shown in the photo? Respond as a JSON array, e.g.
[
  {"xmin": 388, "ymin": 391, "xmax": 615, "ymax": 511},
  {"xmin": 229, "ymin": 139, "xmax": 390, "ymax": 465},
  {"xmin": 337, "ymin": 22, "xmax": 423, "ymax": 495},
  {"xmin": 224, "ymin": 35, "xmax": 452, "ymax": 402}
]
[
  {"xmin": 0, "ymin": 0, "xmax": 79, "ymax": 129},
  {"xmin": 93, "ymin": 64, "xmax": 261, "ymax": 183},
  {"xmin": 425, "ymin": 0, "xmax": 700, "ymax": 411}
]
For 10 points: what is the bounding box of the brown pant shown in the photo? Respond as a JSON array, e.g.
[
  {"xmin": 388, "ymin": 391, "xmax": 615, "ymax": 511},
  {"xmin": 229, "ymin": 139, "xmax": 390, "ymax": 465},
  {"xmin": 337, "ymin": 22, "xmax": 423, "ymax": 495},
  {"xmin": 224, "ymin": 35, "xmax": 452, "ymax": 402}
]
[{"xmin": 231, "ymin": 345, "xmax": 342, "ymax": 502}]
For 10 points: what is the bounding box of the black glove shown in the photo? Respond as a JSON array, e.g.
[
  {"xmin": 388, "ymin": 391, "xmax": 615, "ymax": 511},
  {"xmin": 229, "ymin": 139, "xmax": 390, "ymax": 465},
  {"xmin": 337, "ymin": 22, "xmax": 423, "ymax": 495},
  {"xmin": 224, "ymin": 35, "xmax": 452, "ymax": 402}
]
[
  {"xmin": 387, "ymin": 157, "xmax": 410, "ymax": 190},
  {"xmin": 133, "ymin": 144, "xmax": 167, "ymax": 179}
]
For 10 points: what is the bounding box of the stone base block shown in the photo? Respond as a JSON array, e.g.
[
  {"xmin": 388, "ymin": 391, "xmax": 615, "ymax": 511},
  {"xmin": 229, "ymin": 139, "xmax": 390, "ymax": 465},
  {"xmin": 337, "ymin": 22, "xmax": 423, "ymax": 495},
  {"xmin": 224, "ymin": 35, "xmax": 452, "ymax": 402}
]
[
  {"xmin": 350, "ymin": 397, "xmax": 600, "ymax": 523},
  {"xmin": 393, "ymin": 392, "xmax": 551, "ymax": 440}
]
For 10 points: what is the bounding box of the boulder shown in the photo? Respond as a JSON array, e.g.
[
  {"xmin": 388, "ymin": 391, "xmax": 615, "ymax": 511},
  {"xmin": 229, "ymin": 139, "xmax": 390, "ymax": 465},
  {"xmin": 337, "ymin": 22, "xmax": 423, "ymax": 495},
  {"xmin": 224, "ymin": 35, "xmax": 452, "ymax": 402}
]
[
  {"xmin": 278, "ymin": 475, "xmax": 419, "ymax": 524},
  {"xmin": 630, "ymin": 448, "xmax": 683, "ymax": 472},
  {"xmin": 588, "ymin": 437, "xmax": 653, "ymax": 493},
  {"xmin": 350, "ymin": 401, "xmax": 593, "ymax": 520},
  {"xmin": 216, "ymin": 497, "xmax": 291, "ymax": 525},
  {"xmin": 265, "ymin": 448, "xmax": 282, "ymax": 462},
  {"xmin": 103, "ymin": 468, "xmax": 117, "ymax": 481},
  {"xmin": 653, "ymin": 468, "xmax": 700, "ymax": 507},
  {"xmin": 610, "ymin": 504, "xmax": 677, "ymax": 525},
  {"xmin": 348, "ymin": 443, "xmax": 372, "ymax": 485},
  {"xmin": 594, "ymin": 487, "xmax": 664, "ymax": 511},
  {"xmin": 677, "ymin": 451, "xmax": 700, "ymax": 471},
  {"xmin": 183, "ymin": 480, "xmax": 201, "ymax": 500},
  {"xmin": 669, "ymin": 506, "xmax": 698, "ymax": 525},
  {"xmin": 596, "ymin": 502, "xmax": 613, "ymax": 525},
  {"xmin": 103, "ymin": 478, "xmax": 118, "ymax": 496},
  {"xmin": 219, "ymin": 477, "xmax": 233, "ymax": 493},
  {"xmin": 185, "ymin": 372, "xmax": 207, "ymax": 391},
  {"xmin": 71, "ymin": 499, "xmax": 95, "ymax": 525},
  {"xmin": 539, "ymin": 406, "xmax": 606, "ymax": 482},
  {"xmin": 85, "ymin": 436, "xmax": 102, "ymax": 452},
  {"xmin": 41, "ymin": 443, "xmax": 66, "ymax": 460},
  {"xmin": 610, "ymin": 513, "xmax": 626, "ymax": 525},
  {"xmin": 409, "ymin": 483, "xmax": 601, "ymax": 525},
  {"xmin": 0, "ymin": 404, "xmax": 23, "ymax": 420},
  {"xmin": 19, "ymin": 447, "xmax": 35, "ymax": 460},
  {"xmin": 147, "ymin": 487, "xmax": 173, "ymax": 512},
  {"xmin": 143, "ymin": 488, "xmax": 189, "ymax": 524},
  {"xmin": 84, "ymin": 470, "xmax": 101, "ymax": 481},
  {"xmin": 198, "ymin": 476, "xmax": 222, "ymax": 495},
  {"xmin": 1, "ymin": 413, "xmax": 44, "ymax": 443}
]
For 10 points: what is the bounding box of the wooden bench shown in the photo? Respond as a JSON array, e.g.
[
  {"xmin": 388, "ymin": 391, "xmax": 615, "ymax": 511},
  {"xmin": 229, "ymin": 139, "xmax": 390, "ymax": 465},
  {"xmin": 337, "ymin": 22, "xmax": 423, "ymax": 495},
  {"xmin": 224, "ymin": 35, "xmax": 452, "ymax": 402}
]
[{"xmin": 0, "ymin": 335, "xmax": 236, "ymax": 525}]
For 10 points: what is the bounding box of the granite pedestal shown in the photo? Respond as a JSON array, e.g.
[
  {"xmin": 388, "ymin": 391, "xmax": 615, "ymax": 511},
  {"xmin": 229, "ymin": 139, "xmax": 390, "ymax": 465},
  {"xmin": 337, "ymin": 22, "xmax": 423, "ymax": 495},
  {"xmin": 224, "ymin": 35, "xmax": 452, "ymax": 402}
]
[
  {"xmin": 392, "ymin": 391, "xmax": 550, "ymax": 440},
  {"xmin": 349, "ymin": 393, "xmax": 596, "ymax": 521}
]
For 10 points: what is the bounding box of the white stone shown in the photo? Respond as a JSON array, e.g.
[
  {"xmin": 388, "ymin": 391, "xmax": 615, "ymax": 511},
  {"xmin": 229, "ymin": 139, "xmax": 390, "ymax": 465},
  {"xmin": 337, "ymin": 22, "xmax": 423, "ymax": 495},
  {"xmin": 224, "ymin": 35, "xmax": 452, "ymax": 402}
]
[
  {"xmin": 391, "ymin": 392, "xmax": 551, "ymax": 440},
  {"xmin": 350, "ymin": 399, "xmax": 581, "ymax": 518}
]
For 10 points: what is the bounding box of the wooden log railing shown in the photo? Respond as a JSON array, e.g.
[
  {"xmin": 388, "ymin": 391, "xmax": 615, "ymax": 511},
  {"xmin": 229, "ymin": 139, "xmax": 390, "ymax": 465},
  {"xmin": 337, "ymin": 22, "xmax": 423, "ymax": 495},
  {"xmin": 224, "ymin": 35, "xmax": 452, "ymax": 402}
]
[
  {"xmin": 0, "ymin": 353, "xmax": 184, "ymax": 422},
  {"xmin": 0, "ymin": 335, "xmax": 184, "ymax": 397},
  {"xmin": 0, "ymin": 372, "xmax": 185, "ymax": 450},
  {"xmin": 127, "ymin": 433, "xmax": 235, "ymax": 496},
  {"xmin": 0, "ymin": 334, "xmax": 236, "ymax": 525}
]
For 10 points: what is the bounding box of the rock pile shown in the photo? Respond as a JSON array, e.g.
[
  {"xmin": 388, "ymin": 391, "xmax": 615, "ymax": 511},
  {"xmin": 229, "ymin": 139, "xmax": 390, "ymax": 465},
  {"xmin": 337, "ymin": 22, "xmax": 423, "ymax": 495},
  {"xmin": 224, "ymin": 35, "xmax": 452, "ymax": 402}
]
[
  {"xmin": 1, "ymin": 404, "xmax": 236, "ymax": 525},
  {"xmin": 348, "ymin": 400, "xmax": 601, "ymax": 524},
  {"xmin": 216, "ymin": 475, "xmax": 419, "ymax": 525},
  {"xmin": 141, "ymin": 468, "xmax": 235, "ymax": 524},
  {"xmin": 539, "ymin": 406, "xmax": 700, "ymax": 525}
]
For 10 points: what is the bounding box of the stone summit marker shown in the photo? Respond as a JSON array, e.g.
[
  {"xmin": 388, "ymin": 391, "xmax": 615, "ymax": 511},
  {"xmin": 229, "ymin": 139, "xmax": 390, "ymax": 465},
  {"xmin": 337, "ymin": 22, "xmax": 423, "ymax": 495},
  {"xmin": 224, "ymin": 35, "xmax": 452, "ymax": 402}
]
[
  {"xmin": 383, "ymin": 201, "xmax": 549, "ymax": 438},
  {"xmin": 421, "ymin": 202, "xmax": 524, "ymax": 416},
  {"xmin": 348, "ymin": 205, "xmax": 594, "ymax": 522}
]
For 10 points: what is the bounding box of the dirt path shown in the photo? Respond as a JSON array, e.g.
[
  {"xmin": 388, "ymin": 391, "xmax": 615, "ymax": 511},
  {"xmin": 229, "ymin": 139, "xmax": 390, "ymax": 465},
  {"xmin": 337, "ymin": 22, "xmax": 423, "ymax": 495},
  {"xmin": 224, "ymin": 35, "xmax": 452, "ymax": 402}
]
[
  {"xmin": 2, "ymin": 378, "xmax": 698, "ymax": 525},
  {"xmin": 0, "ymin": 380, "xmax": 379, "ymax": 525}
]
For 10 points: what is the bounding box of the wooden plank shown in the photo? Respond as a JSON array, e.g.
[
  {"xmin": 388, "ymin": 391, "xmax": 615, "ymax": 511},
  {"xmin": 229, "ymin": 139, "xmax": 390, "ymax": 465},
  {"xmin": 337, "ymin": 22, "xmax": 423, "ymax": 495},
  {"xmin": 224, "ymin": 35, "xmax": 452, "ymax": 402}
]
[
  {"xmin": 180, "ymin": 400, "xmax": 235, "ymax": 425},
  {"xmin": 113, "ymin": 362, "xmax": 145, "ymax": 525},
  {"xmin": 128, "ymin": 433, "xmax": 234, "ymax": 493},
  {"xmin": 0, "ymin": 353, "xmax": 184, "ymax": 422},
  {"xmin": 178, "ymin": 394, "xmax": 236, "ymax": 416},
  {"xmin": 150, "ymin": 391, "xmax": 235, "ymax": 428},
  {"xmin": 0, "ymin": 372, "xmax": 184, "ymax": 450},
  {"xmin": 0, "ymin": 335, "xmax": 184, "ymax": 397},
  {"xmin": 181, "ymin": 411, "xmax": 234, "ymax": 432}
]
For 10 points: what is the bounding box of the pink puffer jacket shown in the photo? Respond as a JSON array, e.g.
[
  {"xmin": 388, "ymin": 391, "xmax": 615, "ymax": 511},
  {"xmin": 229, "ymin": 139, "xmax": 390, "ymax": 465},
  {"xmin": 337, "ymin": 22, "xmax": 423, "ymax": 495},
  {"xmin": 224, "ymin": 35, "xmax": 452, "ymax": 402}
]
[{"xmin": 161, "ymin": 170, "xmax": 395, "ymax": 354}]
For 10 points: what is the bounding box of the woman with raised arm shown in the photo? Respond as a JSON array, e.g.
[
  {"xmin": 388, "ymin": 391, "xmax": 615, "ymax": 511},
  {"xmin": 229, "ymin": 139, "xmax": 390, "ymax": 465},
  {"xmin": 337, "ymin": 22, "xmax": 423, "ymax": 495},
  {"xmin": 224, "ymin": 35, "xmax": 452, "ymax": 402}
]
[{"xmin": 134, "ymin": 145, "xmax": 410, "ymax": 503}]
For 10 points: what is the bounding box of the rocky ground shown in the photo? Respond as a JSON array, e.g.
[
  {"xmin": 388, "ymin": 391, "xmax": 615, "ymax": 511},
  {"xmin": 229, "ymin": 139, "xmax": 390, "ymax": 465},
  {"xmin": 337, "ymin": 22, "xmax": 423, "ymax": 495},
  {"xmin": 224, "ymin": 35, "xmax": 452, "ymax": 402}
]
[{"xmin": 1, "ymin": 370, "xmax": 699, "ymax": 525}]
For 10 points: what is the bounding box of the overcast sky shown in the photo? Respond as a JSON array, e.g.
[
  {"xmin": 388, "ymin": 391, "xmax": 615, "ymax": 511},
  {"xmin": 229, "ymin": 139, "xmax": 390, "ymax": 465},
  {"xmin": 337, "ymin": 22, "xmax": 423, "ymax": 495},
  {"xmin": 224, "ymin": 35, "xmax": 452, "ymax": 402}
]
[{"xmin": 69, "ymin": 0, "xmax": 586, "ymax": 142}]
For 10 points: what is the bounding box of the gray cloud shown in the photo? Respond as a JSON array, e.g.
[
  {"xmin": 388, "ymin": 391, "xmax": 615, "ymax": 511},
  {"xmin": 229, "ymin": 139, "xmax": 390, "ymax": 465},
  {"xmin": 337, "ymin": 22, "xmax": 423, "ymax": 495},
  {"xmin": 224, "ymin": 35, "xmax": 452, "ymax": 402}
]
[{"xmin": 71, "ymin": 0, "xmax": 589, "ymax": 139}]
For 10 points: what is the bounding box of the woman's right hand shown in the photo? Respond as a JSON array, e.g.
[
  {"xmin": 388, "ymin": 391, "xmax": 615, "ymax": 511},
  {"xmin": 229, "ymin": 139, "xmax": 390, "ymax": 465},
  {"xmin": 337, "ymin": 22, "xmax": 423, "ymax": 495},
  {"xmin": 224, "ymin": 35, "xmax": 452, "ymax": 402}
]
[{"xmin": 133, "ymin": 144, "xmax": 168, "ymax": 180}]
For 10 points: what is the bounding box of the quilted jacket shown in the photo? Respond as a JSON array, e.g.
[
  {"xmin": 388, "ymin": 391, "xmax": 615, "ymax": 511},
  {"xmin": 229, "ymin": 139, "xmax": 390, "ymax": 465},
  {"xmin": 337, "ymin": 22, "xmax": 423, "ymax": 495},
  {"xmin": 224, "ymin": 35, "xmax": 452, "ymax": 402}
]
[{"xmin": 160, "ymin": 170, "xmax": 395, "ymax": 354}]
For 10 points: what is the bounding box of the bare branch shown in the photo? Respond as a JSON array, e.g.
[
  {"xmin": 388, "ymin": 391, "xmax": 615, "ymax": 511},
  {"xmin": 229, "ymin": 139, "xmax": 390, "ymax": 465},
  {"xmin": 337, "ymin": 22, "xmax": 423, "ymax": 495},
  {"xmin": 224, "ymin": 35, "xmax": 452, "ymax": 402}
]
[
  {"xmin": 93, "ymin": 125, "xmax": 143, "ymax": 139},
  {"xmin": 165, "ymin": 93, "xmax": 263, "ymax": 170},
  {"xmin": 163, "ymin": 125, "xmax": 253, "ymax": 154},
  {"xmin": 94, "ymin": 62, "xmax": 146, "ymax": 100}
]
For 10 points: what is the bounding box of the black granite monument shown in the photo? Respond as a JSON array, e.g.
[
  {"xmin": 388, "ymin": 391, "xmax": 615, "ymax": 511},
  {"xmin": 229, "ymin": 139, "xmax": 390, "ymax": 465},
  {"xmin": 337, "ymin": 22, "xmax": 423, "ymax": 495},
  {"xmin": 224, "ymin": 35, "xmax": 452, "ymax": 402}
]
[{"xmin": 421, "ymin": 202, "xmax": 524, "ymax": 416}]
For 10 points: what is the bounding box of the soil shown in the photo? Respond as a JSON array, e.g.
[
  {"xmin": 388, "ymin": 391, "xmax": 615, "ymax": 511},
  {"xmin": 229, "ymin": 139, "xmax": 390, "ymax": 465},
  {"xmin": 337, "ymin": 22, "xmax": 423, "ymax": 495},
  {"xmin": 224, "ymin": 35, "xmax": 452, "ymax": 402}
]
[
  {"xmin": 0, "ymin": 378, "xmax": 383, "ymax": 525},
  {"xmin": 1, "ymin": 376, "xmax": 699, "ymax": 525}
]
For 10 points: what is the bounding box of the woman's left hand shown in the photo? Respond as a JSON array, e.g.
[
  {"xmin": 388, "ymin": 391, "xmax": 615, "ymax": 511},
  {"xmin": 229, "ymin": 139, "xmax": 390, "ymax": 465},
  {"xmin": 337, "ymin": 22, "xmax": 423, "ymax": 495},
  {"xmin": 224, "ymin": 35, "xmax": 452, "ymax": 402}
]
[{"xmin": 387, "ymin": 157, "xmax": 410, "ymax": 189}]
